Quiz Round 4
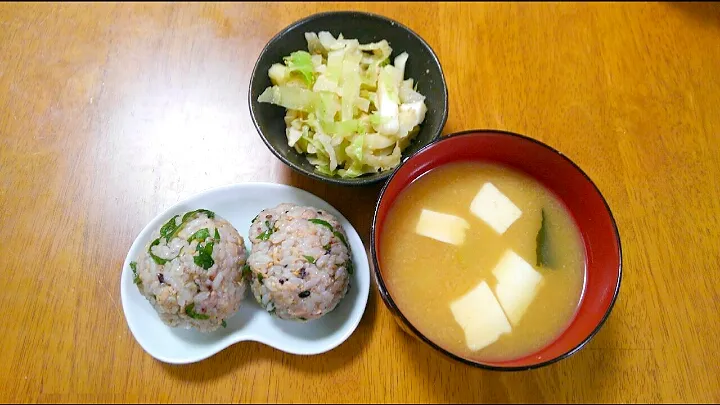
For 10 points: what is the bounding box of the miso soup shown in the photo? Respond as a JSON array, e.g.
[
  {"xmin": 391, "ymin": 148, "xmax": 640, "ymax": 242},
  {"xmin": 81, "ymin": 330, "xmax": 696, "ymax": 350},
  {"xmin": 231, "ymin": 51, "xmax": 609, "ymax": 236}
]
[{"xmin": 380, "ymin": 161, "xmax": 586, "ymax": 362}]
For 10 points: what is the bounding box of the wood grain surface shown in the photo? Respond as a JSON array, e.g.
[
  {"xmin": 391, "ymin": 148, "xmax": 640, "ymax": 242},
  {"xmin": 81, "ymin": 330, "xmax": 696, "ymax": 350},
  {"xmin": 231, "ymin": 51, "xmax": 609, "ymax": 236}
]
[{"xmin": 1, "ymin": 2, "xmax": 719, "ymax": 403}]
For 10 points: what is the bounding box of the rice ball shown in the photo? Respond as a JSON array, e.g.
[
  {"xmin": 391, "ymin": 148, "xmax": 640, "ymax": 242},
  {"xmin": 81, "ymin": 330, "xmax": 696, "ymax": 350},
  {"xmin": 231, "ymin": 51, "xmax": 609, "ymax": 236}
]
[
  {"xmin": 131, "ymin": 209, "xmax": 247, "ymax": 332},
  {"xmin": 247, "ymin": 203, "xmax": 352, "ymax": 321}
]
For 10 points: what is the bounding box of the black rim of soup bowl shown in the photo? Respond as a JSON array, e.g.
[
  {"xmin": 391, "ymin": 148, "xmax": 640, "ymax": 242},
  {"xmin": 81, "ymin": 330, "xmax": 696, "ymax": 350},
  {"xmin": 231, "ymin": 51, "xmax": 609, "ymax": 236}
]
[
  {"xmin": 370, "ymin": 129, "xmax": 623, "ymax": 371},
  {"xmin": 248, "ymin": 11, "xmax": 449, "ymax": 187}
]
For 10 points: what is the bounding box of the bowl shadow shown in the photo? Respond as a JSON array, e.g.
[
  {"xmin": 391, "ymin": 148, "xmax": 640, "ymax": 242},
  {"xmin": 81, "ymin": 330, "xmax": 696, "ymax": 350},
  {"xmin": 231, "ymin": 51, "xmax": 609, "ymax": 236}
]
[
  {"xmin": 160, "ymin": 286, "xmax": 379, "ymax": 382},
  {"xmin": 159, "ymin": 339, "xmax": 272, "ymax": 383},
  {"xmin": 160, "ymin": 240, "xmax": 379, "ymax": 383},
  {"xmin": 669, "ymin": 2, "xmax": 720, "ymax": 28},
  {"xmin": 282, "ymin": 166, "xmax": 384, "ymax": 246},
  {"xmin": 279, "ymin": 286, "xmax": 379, "ymax": 374},
  {"xmin": 397, "ymin": 313, "xmax": 622, "ymax": 402}
]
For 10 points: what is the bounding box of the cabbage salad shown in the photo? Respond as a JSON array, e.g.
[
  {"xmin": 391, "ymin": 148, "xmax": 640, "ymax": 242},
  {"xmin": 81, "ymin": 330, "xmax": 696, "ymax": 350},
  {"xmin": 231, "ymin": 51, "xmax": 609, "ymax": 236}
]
[{"xmin": 258, "ymin": 32, "xmax": 428, "ymax": 178}]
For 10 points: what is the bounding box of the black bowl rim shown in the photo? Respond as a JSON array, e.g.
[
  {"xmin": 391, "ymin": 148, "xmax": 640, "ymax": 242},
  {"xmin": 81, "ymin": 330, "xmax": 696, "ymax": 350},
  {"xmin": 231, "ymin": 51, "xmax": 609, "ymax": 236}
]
[
  {"xmin": 370, "ymin": 129, "xmax": 623, "ymax": 371},
  {"xmin": 248, "ymin": 10, "xmax": 449, "ymax": 187}
]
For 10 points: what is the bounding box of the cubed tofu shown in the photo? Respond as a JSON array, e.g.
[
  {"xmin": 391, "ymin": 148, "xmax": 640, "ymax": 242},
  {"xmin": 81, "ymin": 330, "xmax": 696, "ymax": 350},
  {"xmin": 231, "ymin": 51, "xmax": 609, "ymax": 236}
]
[
  {"xmin": 492, "ymin": 249, "xmax": 544, "ymax": 325},
  {"xmin": 415, "ymin": 209, "xmax": 470, "ymax": 246},
  {"xmin": 450, "ymin": 281, "xmax": 512, "ymax": 352},
  {"xmin": 469, "ymin": 182, "xmax": 522, "ymax": 234}
]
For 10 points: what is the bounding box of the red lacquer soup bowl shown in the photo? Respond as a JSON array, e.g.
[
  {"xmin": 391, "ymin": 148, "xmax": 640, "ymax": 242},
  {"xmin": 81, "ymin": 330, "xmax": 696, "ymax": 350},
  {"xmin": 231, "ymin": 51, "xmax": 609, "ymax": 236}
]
[{"xmin": 371, "ymin": 129, "xmax": 622, "ymax": 371}]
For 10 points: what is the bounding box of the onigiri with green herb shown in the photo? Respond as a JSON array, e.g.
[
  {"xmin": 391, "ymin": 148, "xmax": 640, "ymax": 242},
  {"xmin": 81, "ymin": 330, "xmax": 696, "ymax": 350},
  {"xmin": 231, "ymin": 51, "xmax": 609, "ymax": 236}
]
[
  {"xmin": 247, "ymin": 203, "xmax": 352, "ymax": 321},
  {"xmin": 130, "ymin": 209, "xmax": 247, "ymax": 332}
]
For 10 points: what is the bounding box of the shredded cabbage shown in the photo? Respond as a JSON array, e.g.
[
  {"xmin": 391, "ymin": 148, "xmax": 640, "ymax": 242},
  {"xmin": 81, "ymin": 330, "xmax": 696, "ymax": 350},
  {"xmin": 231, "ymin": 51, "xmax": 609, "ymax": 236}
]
[
  {"xmin": 283, "ymin": 51, "xmax": 315, "ymax": 87},
  {"xmin": 258, "ymin": 31, "xmax": 428, "ymax": 178}
]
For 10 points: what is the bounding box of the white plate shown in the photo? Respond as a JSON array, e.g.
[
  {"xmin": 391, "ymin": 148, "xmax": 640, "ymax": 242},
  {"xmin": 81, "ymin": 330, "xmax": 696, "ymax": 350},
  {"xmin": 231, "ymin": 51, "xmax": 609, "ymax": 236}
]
[{"xmin": 120, "ymin": 182, "xmax": 370, "ymax": 364}]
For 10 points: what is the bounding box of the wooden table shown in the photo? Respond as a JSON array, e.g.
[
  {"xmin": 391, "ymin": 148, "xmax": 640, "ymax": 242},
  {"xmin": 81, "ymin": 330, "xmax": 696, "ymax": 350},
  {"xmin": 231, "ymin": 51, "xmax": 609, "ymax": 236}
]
[{"xmin": 1, "ymin": 2, "xmax": 719, "ymax": 403}]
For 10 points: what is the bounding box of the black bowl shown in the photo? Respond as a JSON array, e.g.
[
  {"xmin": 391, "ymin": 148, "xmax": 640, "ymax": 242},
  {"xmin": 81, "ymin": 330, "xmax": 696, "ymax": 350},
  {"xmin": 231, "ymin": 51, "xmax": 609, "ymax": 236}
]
[{"xmin": 248, "ymin": 11, "xmax": 449, "ymax": 186}]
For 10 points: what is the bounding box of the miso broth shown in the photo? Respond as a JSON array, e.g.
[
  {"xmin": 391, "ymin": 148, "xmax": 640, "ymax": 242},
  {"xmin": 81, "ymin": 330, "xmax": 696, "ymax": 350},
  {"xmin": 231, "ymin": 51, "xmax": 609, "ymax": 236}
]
[{"xmin": 380, "ymin": 161, "xmax": 586, "ymax": 362}]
